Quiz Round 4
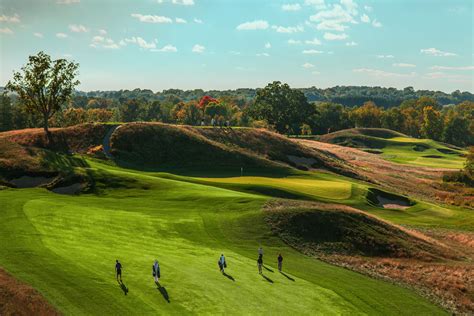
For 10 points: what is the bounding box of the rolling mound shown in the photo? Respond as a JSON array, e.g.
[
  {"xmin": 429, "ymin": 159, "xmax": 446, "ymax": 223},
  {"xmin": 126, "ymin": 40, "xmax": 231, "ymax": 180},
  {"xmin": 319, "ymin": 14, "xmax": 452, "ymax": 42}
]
[
  {"xmin": 264, "ymin": 200, "xmax": 452, "ymax": 260},
  {"xmin": 109, "ymin": 123, "xmax": 360, "ymax": 177}
]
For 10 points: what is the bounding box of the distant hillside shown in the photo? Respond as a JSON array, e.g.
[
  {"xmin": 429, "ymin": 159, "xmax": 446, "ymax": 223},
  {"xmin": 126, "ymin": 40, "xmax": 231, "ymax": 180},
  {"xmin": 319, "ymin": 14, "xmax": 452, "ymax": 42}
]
[{"xmin": 6, "ymin": 85, "xmax": 465, "ymax": 108}]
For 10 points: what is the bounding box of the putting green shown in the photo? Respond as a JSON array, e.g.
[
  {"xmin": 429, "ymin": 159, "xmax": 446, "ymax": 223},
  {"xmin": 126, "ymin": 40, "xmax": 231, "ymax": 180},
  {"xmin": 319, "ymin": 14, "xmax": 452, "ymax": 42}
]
[
  {"xmin": 0, "ymin": 162, "xmax": 445, "ymax": 315},
  {"xmin": 197, "ymin": 176, "xmax": 352, "ymax": 200}
]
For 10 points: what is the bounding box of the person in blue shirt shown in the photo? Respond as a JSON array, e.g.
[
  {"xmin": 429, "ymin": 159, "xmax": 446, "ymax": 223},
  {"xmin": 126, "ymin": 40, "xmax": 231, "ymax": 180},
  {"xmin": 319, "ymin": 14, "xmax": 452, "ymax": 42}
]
[
  {"xmin": 115, "ymin": 259, "xmax": 122, "ymax": 282},
  {"xmin": 153, "ymin": 260, "xmax": 160, "ymax": 282},
  {"xmin": 218, "ymin": 254, "xmax": 226, "ymax": 273}
]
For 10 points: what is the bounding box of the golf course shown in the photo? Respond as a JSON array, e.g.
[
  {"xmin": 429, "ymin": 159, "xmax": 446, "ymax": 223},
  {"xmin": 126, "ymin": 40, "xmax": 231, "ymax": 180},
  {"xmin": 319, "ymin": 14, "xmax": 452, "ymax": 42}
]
[{"xmin": 0, "ymin": 122, "xmax": 472, "ymax": 315}]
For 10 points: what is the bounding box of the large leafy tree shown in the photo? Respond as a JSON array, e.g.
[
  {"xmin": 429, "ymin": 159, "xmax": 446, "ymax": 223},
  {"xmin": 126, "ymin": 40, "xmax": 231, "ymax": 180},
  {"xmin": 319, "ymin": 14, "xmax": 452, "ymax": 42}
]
[
  {"xmin": 6, "ymin": 51, "xmax": 80, "ymax": 135},
  {"xmin": 248, "ymin": 81, "xmax": 312, "ymax": 134},
  {"xmin": 349, "ymin": 101, "xmax": 383, "ymax": 128},
  {"xmin": 421, "ymin": 106, "xmax": 443, "ymax": 140}
]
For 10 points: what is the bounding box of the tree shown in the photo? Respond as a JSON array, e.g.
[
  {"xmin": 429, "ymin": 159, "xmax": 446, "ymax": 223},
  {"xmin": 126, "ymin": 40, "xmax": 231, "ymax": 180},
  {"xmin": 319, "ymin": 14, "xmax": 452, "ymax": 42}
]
[
  {"xmin": 309, "ymin": 102, "xmax": 351, "ymax": 134},
  {"xmin": 349, "ymin": 101, "xmax": 383, "ymax": 128},
  {"xmin": 248, "ymin": 81, "xmax": 312, "ymax": 134},
  {"xmin": 443, "ymin": 115, "xmax": 471, "ymax": 147},
  {"xmin": 421, "ymin": 106, "xmax": 443, "ymax": 140},
  {"xmin": 6, "ymin": 51, "xmax": 80, "ymax": 136},
  {"xmin": 0, "ymin": 94, "xmax": 13, "ymax": 131},
  {"xmin": 382, "ymin": 107, "xmax": 404, "ymax": 132}
]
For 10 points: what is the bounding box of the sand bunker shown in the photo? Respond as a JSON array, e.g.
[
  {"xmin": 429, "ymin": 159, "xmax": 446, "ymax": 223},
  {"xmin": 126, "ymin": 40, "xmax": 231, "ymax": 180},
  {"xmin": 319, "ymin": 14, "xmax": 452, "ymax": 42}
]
[
  {"xmin": 10, "ymin": 176, "xmax": 55, "ymax": 188},
  {"xmin": 367, "ymin": 188, "xmax": 412, "ymax": 210}
]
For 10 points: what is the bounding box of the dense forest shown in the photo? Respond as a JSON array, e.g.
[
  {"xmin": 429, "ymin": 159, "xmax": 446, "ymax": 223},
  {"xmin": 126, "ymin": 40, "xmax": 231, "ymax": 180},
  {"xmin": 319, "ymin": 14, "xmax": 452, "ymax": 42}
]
[{"xmin": 1, "ymin": 83, "xmax": 473, "ymax": 147}]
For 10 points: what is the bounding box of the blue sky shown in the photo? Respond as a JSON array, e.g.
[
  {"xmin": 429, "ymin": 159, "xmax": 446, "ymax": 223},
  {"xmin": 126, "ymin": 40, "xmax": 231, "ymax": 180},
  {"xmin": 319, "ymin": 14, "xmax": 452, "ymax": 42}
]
[{"xmin": 0, "ymin": 0, "xmax": 473, "ymax": 92}]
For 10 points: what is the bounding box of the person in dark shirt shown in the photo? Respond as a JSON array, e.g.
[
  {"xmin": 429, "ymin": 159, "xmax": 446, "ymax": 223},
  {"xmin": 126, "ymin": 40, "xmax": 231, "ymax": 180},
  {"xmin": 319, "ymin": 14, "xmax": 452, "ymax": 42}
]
[
  {"xmin": 277, "ymin": 254, "xmax": 283, "ymax": 272},
  {"xmin": 257, "ymin": 254, "xmax": 263, "ymax": 274},
  {"xmin": 115, "ymin": 259, "xmax": 122, "ymax": 282}
]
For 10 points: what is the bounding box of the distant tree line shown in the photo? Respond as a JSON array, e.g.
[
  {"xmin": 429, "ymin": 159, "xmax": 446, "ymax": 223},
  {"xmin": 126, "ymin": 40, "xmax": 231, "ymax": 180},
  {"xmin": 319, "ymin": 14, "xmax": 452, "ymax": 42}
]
[{"xmin": 1, "ymin": 80, "xmax": 473, "ymax": 147}]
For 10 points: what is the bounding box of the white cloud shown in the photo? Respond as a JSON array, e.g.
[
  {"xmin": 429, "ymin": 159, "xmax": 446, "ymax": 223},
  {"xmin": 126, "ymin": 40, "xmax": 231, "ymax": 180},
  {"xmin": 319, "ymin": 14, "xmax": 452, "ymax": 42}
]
[
  {"xmin": 304, "ymin": 0, "xmax": 326, "ymax": 9},
  {"xmin": 302, "ymin": 49, "xmax": 324, "ymax": 54},
  {"xmin": 175, "ymin": 17, "xmax": 187, "ymax": 23},
  {"xmin": 0, "ymin": 28, "xmax": 13, "ymax": 34},
  {"xmin": 131, "ymin": 13, "xmax": 173, "ymax": 24},
  {"xmin": 423, "ymin": 72, "xmax": 470, "ymax": 81},
  {"xmin": 305, "ymin": 38, "xmax": 321, "ymax": 45},
  {"xmin": 361, "ymin": 14, "xmax": 370, "ymax": 23},
  {"xmin": 271, "ymin": 24, "xmax": 304, "ymax": 33},
  {"xmin": 376, "ymin": 54, "xmax": 394, "ymax": 59},
  {"xmin": 236, "ymin": 20, "xmax": 269, "ymax": 31},
  {"xmin": 192, "ymin": 44, "xmax": 205, "ymax": 53},
  {"xmin": 99, "ymin": 29, "xmax": 107, "ymax": 35},
  {"xmin": 194, "ymin": 18, "xmax": 203, "ymax": 24},
  {"xmin": 430, "ymin": 65, "xmax": 474, "ymax": 71},
  {"xmin": 282, "ymin": 3, "xmax": 301, "ymax": 11},
  {"xmin": 372, "ymin": 19, "xmax": 382, "ymax": 27},
  {"xmin": 151, "ymin": 44, "xmax": 178, "ymax": 52},
  {"xmin": 421, "ymin": 48, "xmax": 457, "ymax": 57},
  {"xmin": 124, "ymin": 36, "xmax": 157, "ymax": 49},
  {"xmin": 56, "ymin": 32, "xmax": 68, "ymax": 38},
  {"xmin": 229, "ymin": 51, "xmax": 241, "ymax": 55},
  {"xmin": 69, "ymin": 24, "xmax": 89, "ymax": 33},
  {"xmin": 393, "ymin": 63, "xmax": 416, "ymax": 68},
  {"xmin": 312, "ymin": 70, "xmax": 321, "ymax": 75},
  {"xmin": 0, "ymin": 14, "xmax": 20, "ymax": 23},
  {"xmin": 288, "ymin": 39, "xmax": 301, "ymax": 45},
  {"xmin": 33, "ymin": 32, "xmax": 43, "ymax": 38},
  {"xmin": 256, "ymin": 52, "xmax": 270, "ymax": 57},
  {"xmin": 302, "ymin": 62, "xmax": 315, "ymax": 68},
  {"xmin": 57, "ymin": 0, "xmax": 80, "ymax": 4},
  {"xmin": 341, "ymin": 0, "xmax": 358, "ymax": 15},
  {"xmin": 353, "ymin": 68, "xmax": 416, "ymax": 78},
  {"xmin": 90, "ymin": 36, "xmax": 120, "ymax": 49},
  {"xmin": 364, "ymin": 5, "xmax": 373, "ymax": 12},
  {"xmin": 315, "ymin": 20, "xmax": 347, "ymax": 31},
  {"xmin": 172, "ymin": 0, "xmax": 194, "ymax": 5},
  {"xmin": 324, "ymin": 32, "xmax": 347, "ymax": 40},
  {"xmin": 346, "ymin": 41, "xmax": 358, "ymax": 46},
  {"xmin": 310, "ymin": 4, "xmax": 357, "ymax": 24},
  {"xmin": 264, "ymin": 42, "xmax": 271, "ymax": 49}
]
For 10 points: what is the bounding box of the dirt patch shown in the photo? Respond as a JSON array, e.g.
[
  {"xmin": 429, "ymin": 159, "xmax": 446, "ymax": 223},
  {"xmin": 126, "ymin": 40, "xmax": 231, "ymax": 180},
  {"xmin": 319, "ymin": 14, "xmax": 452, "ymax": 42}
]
[
  {"xmin": 0, "ymin": 268, "xmax": 60, "ymax": 316},
  {"xmin": 10, "ymin": 176, "xmax": 55, "ymax": 188}
]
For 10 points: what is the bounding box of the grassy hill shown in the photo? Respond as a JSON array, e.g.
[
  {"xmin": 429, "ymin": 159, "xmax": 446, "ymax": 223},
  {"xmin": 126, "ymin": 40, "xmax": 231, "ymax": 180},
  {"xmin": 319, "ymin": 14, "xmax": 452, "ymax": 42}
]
[
  {"xmin": 0, "ymin": 123, "xmax": 472, "ymax": 314},
  {"xmin": 318, "ymin": 128, "xmax": 466, "ymax": 169}
]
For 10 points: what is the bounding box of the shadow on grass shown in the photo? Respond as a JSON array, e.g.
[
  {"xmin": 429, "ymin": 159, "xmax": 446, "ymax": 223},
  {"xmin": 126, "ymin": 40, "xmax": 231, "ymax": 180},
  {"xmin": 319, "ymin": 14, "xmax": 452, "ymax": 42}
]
[
  {"xmin": 118, "ymin": 280, "xmax": 128, "ymax": 295},
  {"xmin": 280, "ymin": 271, "xmax": 295, "ymax": 281},
  {"xmin": 156, "ymin": 281, "xmax": 170, "ymax": 303},
  {"xmin": 263, "ymin": 265, "xmax": 274, "ymax": 273},
  {"xmin": 262, "ymin": 274, "xmax": 274, "ymax": 283},
  {"xmin": 223, "ymin": 272, "xmax": 235, "ymax": 281}
]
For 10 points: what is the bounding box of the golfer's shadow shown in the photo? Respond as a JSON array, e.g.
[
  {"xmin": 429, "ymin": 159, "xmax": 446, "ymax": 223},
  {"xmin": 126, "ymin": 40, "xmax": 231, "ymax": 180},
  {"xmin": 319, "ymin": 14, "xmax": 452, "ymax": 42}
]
[
  {"xmin": 280, "ymin": 271, "xmax": 295, "ymax": 281},
  {"xmin": 223, "ymin": 272, "xmax": 235, "ymax": 281},
  {"xmin": 263, "ymin": 265, "xmax": 274, "ymax": 273},
  {"xmin": 118, "ymin": 281, "xmax": 129, "ymax": 295},
  {"xmin": 156, "ymin": 281, "xmax": 170, "ymax": 303},
  {"xmin": 261, "ymin": 274, "xmax": 274, "ymax": 283}
]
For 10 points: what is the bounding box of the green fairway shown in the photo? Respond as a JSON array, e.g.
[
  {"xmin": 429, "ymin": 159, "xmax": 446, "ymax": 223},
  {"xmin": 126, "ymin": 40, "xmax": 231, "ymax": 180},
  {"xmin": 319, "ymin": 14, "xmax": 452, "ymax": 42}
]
[
  {"xmin": 0, "ymin": 160, "xmax": 447, "ymax": 315},
  {"xmin": 196, "ymin": 176, "xmax": 352, "ymax": 200},
  {"xmin": 379, "ymin": 137, "xmax": 466, "ymax": 169}
]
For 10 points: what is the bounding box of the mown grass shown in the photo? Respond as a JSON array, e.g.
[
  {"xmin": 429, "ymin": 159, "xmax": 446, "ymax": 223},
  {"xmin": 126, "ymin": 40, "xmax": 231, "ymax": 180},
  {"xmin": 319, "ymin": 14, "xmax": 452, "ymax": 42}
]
[
  {"xmin": 0, "ymin": 160, "xmax": 447, "ymax": 315},
  {"xmin": 320, "ymin": 129, "xmax": 466, "ymax": 169}
]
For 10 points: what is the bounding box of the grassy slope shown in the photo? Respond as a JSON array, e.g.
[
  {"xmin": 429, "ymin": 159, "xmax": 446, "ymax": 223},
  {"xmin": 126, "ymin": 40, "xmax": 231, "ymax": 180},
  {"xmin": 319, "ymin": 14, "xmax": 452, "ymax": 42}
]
[
  {"xmin": 0, "ymin": 160, "xmax": 445, "ymax": 315},
  {"xmin": 319, "ymin": 128, "xmax": 466, "ymax": 169}
]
